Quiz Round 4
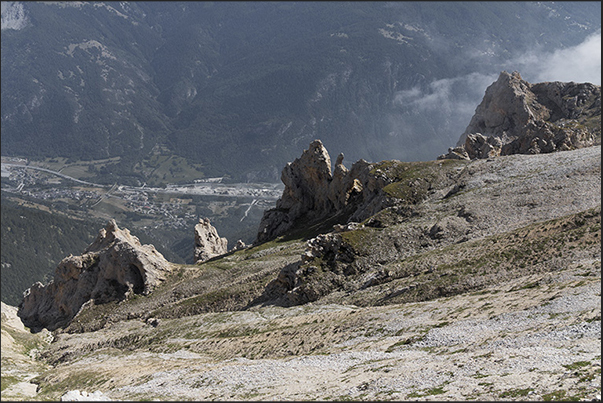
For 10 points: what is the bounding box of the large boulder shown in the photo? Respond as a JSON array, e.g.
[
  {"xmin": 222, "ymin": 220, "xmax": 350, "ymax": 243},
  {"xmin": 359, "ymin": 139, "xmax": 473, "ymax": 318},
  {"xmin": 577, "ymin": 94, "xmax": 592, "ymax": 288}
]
[
  {"xmin": 440, "ymin": 71, "xmax": 601, "ymax": 160},
  {"xmin": 194, "ymin": 217, "xmax": 228, "ymax": 263},
  {"xmin": 18, "ymin": 219, "xmax": 172, "ymax": 333}
]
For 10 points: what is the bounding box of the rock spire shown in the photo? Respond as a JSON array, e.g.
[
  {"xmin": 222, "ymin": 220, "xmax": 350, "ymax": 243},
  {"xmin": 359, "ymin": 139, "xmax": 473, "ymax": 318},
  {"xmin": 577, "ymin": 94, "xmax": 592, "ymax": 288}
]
[
  {"xmin": 255, "ymin": 140, "xmax": 379, "ymax": 243},
  {"xmin": 194, "ymin": 217, "xmax": 228, "ymax": 263}
]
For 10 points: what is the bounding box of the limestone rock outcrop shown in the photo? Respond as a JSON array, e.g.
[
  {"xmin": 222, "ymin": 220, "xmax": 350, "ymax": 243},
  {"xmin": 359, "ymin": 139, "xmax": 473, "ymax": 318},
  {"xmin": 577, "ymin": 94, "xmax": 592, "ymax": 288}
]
[
  {"xmin": 194, "ymin": 218, "xmax": 228, "ymax": 263},
  {"xmin": 440, "ymin": 71, "xmax": 601, "ymax": 160},
  {"xmin": 255, "ymin": 140, "xmax": 385, "ymax": 243},
  {"xmin": 18, "ymin": 219, "xmax": 172, "ymax": 332},
  {"xmin": 231, "ymin": 239, "xmax": 247, "ymax": 252},
  {"xmin": 255, "ymin": 74, "xmax": 600, "ymax": 244}
]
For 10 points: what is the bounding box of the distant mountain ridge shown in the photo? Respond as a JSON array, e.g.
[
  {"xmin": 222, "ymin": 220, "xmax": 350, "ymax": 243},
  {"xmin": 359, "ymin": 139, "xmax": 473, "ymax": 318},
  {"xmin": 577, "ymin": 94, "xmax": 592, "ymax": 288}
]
[{"xmin": 2, "ymin": 1, "xmax": 601, "ymax": 182}]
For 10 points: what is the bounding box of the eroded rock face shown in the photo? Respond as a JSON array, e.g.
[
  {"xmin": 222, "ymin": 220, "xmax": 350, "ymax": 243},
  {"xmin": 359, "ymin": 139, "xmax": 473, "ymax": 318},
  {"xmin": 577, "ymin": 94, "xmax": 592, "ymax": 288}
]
[
  {"xmin": 256, "ymin": 73, "xmax": 601, "ymax": 244},
  {"xmin": 440, "ymin": 71, "xmax": 601, "ymax": 160},
  {"xmin": 194, "ymin": 218, "xmax": 228, "ymax": 263},
  {"xmin": 255, "ymin": 140, "xmax": 381, "ymax": 243},
  {"xmin": 18, "ymin": 220, "xmax": 172, "ymax": 332},
  {"xmin": 255, "ymin": 139, "xmax": 445, "ymax": 244}
]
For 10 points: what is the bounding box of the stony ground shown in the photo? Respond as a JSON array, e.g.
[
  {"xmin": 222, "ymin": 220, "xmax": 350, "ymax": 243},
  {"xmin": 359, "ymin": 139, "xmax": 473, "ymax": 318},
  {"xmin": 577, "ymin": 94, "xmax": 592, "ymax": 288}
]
[
  {"xmin": 3, "ymin": 257, "xmax": 599, "ymax": 401},
  {"xmin": 1, "ymin": 302, "xmax": 52, "ymax": 400}
]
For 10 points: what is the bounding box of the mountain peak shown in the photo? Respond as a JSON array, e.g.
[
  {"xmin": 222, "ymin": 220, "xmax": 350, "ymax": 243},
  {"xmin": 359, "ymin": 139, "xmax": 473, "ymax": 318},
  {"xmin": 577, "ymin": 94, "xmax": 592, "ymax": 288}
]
[{"xmin": 440, "ymin": 72, "xmax": 601, "ymax": 160}]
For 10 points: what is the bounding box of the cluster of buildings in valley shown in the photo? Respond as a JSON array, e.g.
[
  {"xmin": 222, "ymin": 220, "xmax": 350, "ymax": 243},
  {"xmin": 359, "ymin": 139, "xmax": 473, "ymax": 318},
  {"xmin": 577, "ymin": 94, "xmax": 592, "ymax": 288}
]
[
  {"xmin": 17, "ymin": 188, "xmax": 98, "ymax": 202},
  {"xmin": 2, "ymin": 164, "xmax": 40, "ymax": 186},
  {"xmin": 1, "ymin": 161, "xmax": 280, "ymax": 231},
  {"xmin": 163, "ymin": 183, "xmax": 282, "ymax": 199},
  {"xmin": 122, "ymin": 192, "xmax": 198, "ymax": 228}
]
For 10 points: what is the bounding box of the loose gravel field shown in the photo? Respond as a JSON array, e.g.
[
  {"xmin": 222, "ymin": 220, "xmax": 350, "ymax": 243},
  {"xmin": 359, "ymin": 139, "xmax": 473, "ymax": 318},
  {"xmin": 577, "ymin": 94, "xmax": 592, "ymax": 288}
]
[{"xmin": 18, "ymin": 257, "xmax": 599, "ymax": 401}]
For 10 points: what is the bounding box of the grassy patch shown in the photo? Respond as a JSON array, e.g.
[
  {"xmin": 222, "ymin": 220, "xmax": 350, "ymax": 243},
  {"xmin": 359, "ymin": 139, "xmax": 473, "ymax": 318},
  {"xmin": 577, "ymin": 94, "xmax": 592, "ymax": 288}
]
[
  {"xmin": 562, "ymin": 361, "xmax": 591, "ymax": 370},
  {"xmin": 1, "ymin": 375, "xmax": 20, "ymax": 392},
  {"xmin": 385, "ymin": 339, "xmax": 411, "ymax": 352},
  {"xmin": 475, "ymin": 351, "xmax": 494, "ymax": 359},
  {"xmin": 407, "ymin": 385, "xmax": 447, "ymax": 398},
  {"xmin": 339, "ymin": 227, "xmax": 376, "ymax": 253},
  {"xmin": 542, "ymin": 390, "xmax": 569, "ymax": 401},
  {"xmin": 513, "ymin": 280, "xmax": 540, "ymax": 291},
  {"xmin": 35, "ymin": 370, "xmax": 110, "ymax": 397},
  {"xmin": 371, "ymin": 159, "xmax": 466, "ymax": 203},
  {"xmin": 499, "ymin": 387, "xmax": 534, "ymax": 398}
]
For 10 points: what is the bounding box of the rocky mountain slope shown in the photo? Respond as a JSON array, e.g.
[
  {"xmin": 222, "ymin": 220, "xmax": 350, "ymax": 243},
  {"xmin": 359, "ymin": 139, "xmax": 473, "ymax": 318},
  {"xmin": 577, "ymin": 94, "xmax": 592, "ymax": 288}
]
[
  {"xmin": 3, "ymin": 144, "xmax": 600, "ymax": 401},
  {"xmin": 2, "ymin": 2, "xmax": 601, "ymax": 182},
  {"xmin": 1, "ymin": 75, "xmax": 601, "ymax": 401}
]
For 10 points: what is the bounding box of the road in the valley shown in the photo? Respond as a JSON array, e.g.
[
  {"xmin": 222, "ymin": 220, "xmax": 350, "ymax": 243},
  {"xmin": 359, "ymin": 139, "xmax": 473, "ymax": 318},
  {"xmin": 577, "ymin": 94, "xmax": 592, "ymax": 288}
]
[{"xmin": 1, "ymin": 163, "xmax": 283, "ymax": 199}]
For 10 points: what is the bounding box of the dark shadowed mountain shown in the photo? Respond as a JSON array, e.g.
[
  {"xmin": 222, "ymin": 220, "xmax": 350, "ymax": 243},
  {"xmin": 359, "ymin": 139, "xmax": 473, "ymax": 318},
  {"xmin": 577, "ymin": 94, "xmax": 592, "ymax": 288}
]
[{"xmin": 1, "ymin": 1, "xmax": 601, "ymax": 182}]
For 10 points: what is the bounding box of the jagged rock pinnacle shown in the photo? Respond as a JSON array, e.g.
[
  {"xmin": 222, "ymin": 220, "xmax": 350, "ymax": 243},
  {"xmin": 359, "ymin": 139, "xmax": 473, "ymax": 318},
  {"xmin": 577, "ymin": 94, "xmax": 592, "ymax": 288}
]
[
  {"xmin": 194, "ymin": 217, "xmax": 228, "ymax": 263},
  {"xmin": 255, "ymin": 140, "xmax": 380, "ymax": 244},
  {"xmin": 18, "ymin": 220, "xmax": 172, "ymax": 332}
]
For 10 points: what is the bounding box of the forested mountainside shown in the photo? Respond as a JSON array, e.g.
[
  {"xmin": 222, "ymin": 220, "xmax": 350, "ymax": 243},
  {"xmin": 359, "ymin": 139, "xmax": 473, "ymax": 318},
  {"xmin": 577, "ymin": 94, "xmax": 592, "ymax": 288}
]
[
  {"xmin": 0, "ymin": 197, "xmax": 98, "ymax": 306},
  {"xmin": 2, "ymin": 1, "xmax": 601, "ymax": 183}
]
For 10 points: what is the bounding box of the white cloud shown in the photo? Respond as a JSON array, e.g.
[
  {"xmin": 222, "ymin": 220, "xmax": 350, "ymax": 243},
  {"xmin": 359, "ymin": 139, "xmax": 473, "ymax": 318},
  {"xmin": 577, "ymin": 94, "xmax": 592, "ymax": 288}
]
[
  {"xmin": 1, "ymin": 1, "xmax": 29, "ymax": 31},
  {"xmin": 510, "ymin": 31, "xmax": 601, "ymax": 85},
  {"xmin": 389, "ymin": 72, "xmax": 499, "ymax": 158},
  {"xmin": 394, "ymin": 72, "xmax": 497, "ymax": 116}
]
